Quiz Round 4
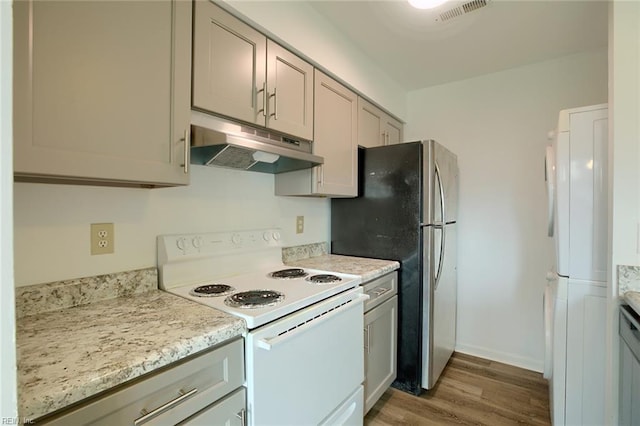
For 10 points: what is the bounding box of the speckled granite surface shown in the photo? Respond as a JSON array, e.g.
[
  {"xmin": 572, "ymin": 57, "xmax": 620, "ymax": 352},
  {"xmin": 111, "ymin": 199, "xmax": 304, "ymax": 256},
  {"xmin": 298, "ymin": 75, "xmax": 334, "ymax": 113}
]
[
  {"xmin": 619, "ymin": 265, "xmax": 640, "ymax": 295},
  {"xmin": 15, "ymin": 267, "xmax": 157, "ymax": 319},
  {"xmin": 17, "ymin": 289, "xmax": 245, "ymax": 420},
  {"xmin": 286, "ymin": 254, "xmax": 399, "ymax": 283},
  {"xmin": 282, "ymin": 242, "xmax": 328, "ymax": 263},
  {"xmin": 624, "ymin": 291, "xmax": 640, "ymax": 317}
]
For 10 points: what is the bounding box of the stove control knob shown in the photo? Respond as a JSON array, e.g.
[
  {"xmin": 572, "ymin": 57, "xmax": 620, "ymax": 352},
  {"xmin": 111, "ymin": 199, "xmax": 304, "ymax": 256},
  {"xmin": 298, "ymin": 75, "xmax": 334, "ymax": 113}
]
[
  {"xmin": 262, "ymin": 232, "xmax": 271, "ymax": 242},
  {"xmin": 272, "ymin": 231, "xmax": 281, "ymax": 241},
  {"xmin": 192, "ymin": 236, "xmax": 203, "ymax": 249},
  {"xmin": 231, "ymin": 233, "xmax": 242, "ymax": 245},
  {"xmin": 176, "ymin": 237, "xmax": 187, "ymax": 252}
]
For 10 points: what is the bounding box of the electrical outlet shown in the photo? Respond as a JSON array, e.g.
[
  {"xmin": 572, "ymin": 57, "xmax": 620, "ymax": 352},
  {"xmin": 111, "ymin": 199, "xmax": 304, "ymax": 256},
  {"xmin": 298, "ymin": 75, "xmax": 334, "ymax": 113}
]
[
  {"xmin": 296, "ymin": 216, "xmax": 304, "ymax": 234},
  {"xmin": 91, "ymin": 223, "xmax": 114, "ymax": 255}
]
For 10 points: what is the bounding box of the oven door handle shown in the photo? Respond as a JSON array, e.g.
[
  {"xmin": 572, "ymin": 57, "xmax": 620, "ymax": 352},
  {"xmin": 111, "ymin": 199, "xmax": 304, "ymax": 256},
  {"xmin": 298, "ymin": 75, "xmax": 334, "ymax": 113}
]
[{"xmin": 256, "ymin": 294, "xmax": 369, "ymax": 351}]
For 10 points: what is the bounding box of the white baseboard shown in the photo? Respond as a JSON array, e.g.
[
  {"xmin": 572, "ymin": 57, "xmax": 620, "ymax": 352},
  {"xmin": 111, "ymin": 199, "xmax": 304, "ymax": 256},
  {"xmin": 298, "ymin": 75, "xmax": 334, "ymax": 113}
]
[{"xmin": 455, "ymin": 342, "xmax": 544, "ymax": 373}]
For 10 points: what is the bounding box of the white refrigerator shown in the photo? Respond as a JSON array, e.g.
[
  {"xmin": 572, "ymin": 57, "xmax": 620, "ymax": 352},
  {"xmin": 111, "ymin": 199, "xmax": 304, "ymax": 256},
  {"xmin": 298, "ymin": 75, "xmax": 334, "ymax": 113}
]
[{"xmin": 544, "ymin": 103, "xmax": 608, "ymax": 425}]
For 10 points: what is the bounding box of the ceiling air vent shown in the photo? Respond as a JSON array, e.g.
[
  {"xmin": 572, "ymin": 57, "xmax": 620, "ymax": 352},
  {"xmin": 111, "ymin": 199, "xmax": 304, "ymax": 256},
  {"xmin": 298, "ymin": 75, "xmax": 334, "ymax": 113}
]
[{"xmin": 437, "ymin": 0, "xmax": 491, "ymax": 23}]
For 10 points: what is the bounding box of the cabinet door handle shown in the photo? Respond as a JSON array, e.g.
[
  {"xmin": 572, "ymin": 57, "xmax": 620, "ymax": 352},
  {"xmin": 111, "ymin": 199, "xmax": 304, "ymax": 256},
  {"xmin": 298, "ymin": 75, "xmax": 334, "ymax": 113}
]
[
  {"xmin": 364, "ymin": 325, "xmax": 371, "ymax": 354},
  {"xmin": 236, "ymin": 408, "xmax": 247, "ymax": 426},
  {"xmin": 256, "ymin": 82, "xmax": 267, "ymax": 117},
  {"xmin": 134, "ymin": 388, "xmax": 198, "ymax": 426},
  {"xmin": 269, "ymin": 87, "xmax": 278, "ymax": 120},
  {"xmin": 374, "ymin": 287, "xmax": 391, "ymax": 297},
  {"xmin": 181, "ymin": 129, "xmax": 189, "ymax": 174}
]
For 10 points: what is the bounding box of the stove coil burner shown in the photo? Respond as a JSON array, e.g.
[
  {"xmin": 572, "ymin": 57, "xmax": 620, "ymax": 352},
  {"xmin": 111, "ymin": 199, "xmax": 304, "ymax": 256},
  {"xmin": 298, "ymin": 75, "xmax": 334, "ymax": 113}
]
[
  {"xmin": 224, "ymin": 290, "xmax": 285, "ymax": 309},
  {"xmin": 190, "ymin": 284, "xmax": 235, "ymax": 297},
  {"xmin": 306, "ymin": 274, "xmax": 342, "ymax": 284},
  {"xmin": 268, "ymin": 268, "xmax": 308, "ymax": 279}
]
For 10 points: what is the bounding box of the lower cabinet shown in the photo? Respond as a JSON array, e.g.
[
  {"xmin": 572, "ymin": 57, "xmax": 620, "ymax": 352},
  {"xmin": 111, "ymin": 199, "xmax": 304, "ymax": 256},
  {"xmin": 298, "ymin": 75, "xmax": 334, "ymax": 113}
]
[
  {"xmin": 619, "ymin": 305, "xmax": 640, "ymax": 426},
  {"xmin": 181, "ymin": 387, "xmax": 246, "ymax": 425},
  {"xmin": 41, "ymin": 338, "xmax": 245, "ymax": 425},
  {"xmin": 362, "ymin": 272, "xmax": 398, "ymax": 414}
]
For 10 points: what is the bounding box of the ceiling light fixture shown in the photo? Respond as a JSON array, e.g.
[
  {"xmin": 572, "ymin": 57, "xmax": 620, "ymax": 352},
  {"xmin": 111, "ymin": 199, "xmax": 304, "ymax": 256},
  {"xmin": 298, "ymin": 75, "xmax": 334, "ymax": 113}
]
[{"xmin": 408, "ymin": 0, "xmax": 450, "ymax": 9}]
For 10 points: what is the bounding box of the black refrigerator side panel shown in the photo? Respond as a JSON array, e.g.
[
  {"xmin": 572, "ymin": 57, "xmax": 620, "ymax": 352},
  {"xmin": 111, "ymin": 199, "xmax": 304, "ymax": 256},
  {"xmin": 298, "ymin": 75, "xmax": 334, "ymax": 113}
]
[{"xmin": 331, "ymin": 142, "xmax": 424, "ymax": 394}]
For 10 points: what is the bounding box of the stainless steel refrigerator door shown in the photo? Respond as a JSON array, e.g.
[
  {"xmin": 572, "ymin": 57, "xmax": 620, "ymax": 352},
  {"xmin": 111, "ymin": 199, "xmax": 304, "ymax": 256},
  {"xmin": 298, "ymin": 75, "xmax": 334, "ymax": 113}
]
[
  {"xmin": 421, "ymin": 223, "xmax": 457, "ymax": 389},
  {"xmin": 424, "ymin": 140, "xmax": 459, "ymax": 226}
]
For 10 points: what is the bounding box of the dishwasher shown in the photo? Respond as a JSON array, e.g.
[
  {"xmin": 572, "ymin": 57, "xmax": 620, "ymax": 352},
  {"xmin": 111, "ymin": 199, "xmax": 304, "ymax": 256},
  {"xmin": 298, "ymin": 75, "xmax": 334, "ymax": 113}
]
[{"xmin": 619, "ymin": 305, "xmax": 640, "ymax": 425}]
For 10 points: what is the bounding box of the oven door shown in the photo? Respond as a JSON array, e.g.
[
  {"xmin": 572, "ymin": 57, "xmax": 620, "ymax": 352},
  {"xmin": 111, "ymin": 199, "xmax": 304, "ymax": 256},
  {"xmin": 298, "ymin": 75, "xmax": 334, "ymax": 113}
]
[{"xmin": 245, "ymin": 287, "xmax": 367, "ymax": 426}]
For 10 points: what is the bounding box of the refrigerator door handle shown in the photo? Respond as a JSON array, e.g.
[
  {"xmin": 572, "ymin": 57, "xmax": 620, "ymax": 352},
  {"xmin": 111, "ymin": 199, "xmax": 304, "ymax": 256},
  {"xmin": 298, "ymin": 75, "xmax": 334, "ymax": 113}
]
[
  {"xmin": 434, "ymin": 162, "xmax": 447, "ymax": 290},
  {"xmin": 435, "ymin": 161, "xmax": 446, "ymax": 224},
  {"xmin": 435, "ymin": 225, "xmax": 446, "ymax": 290}
]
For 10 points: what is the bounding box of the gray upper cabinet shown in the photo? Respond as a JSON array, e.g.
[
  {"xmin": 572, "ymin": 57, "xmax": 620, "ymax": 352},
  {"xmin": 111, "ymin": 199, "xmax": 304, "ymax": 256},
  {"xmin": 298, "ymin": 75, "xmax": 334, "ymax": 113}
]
[
  {"xmin": 192, "ymin": 1, "xmax": 313, "ymax": 141},
  {"xmin": 275, "ymin": 70, "xmax": 357, "ymax": 197},
  {"xmin": 13, "ymin": 0, "xmax": 192, "ymax": 187},
  {"xmin": 265, "ymin": 41, "xmax": 314, "ymax": 141},
  {"xmin": 357, "ymin": 97, "xmax": 404, "ymax": 147},
  {"xmin": 384, "ymin": 115, "xmax": 404, "ymax": 145},
  {"xmin": 192, "ymin": 0, "xmax": 266, "ymax": 126}
]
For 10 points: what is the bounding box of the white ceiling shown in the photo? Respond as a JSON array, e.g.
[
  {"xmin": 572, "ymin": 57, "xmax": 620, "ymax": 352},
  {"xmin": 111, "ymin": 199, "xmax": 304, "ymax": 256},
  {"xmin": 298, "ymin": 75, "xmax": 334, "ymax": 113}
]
[{"xmin": 307, "ymin": 0, "xmax": 608, "ymax": 91}]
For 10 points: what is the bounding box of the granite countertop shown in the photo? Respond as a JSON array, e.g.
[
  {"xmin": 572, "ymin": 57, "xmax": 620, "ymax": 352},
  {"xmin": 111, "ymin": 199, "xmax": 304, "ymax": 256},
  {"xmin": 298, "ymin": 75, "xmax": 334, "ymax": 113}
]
[
  {"xmin": 16, "ymin": 270, "xmax": 246, "ymax": 421},
  {"xmin": 624, "ymin": 291, "xmax": 640, "ymax": 316},
  {"xmin": 286, "ymin": 254, "xmax": 400, "ymax": 282}
]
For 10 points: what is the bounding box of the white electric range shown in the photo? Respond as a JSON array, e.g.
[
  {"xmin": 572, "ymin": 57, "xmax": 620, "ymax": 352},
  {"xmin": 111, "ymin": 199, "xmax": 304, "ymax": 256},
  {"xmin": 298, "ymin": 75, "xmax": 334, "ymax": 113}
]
[{"xmin": 157, "ymin": 229, "xmax": 367, "ymax": 426}]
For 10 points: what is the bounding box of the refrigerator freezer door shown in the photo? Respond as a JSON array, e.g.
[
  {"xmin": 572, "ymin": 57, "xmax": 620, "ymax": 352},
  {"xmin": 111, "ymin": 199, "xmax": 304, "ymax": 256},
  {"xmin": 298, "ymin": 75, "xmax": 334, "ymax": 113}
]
[
  {"xmin": 422, "ymin": 223, "xmax": 457, "ymax": 390},
  {"xmin": 424, "ymin": 140, "xmax": 459, "ymax": 225},
  {"xmin": 331, "ymin": 143, "xmax": 423, "ymax": 262}
]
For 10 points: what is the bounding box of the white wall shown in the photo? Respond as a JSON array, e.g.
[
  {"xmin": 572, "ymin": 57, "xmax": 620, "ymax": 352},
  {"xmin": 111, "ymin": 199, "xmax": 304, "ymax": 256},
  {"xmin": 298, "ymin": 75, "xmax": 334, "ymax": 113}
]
[
  {"xmin": 222, "ymin": 0, "xmax": 407, "ymax": 120},
  {"xmin": 14, "ymin": 167, "xmax": 329, "ymax": 286},
  {"xmin": 1, "ymin": 0, "xmax": 17, "ymax": 418},
  {"xmin": 406, "ymin": 49, "xmax": 608, "ymax": 371}
]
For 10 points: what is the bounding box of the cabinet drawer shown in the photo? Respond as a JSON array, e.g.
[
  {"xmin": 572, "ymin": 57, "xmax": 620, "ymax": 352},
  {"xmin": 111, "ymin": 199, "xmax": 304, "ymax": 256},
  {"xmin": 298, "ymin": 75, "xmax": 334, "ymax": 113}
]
[
  {"xmin": 181, "ymin": 387, "xmax": 246, "ymax": 425},
  {"xmin": 42, "ymin": 338, "xmax": 244, "ymax": 425},
  {"xmin": 363, "ymin": 272, "xmax": 397, "ymax": 312}
]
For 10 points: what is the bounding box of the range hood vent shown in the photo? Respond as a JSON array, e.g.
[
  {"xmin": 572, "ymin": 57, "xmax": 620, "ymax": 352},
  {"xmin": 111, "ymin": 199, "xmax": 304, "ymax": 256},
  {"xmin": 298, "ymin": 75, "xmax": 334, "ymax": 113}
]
[{"xmin": 190, "ymin": 111, "xmax": 323, "ymax": 174}]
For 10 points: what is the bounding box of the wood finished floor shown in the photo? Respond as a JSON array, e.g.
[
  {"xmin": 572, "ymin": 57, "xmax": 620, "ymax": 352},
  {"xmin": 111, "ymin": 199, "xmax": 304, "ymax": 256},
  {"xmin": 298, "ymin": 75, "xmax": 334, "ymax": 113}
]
[{"xmin": 364, "ymin": 352, "xmax": 550, "ymax": 426}]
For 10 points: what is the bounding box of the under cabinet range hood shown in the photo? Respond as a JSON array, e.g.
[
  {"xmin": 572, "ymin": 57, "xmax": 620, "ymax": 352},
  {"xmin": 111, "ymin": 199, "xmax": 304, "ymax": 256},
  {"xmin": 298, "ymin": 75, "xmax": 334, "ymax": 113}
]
[{"xmin": 190, "ymin": 111, "xmax": 323, "ymax": 174}]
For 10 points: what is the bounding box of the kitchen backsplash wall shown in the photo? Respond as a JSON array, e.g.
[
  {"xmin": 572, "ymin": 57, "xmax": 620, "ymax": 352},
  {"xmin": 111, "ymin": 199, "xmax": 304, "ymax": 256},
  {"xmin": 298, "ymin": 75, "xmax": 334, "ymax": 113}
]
[
  {"xmin": 15, "ymin": 267, "xmax": 157, "ymax": 318},
  {"xmin": 281, "ymin": 242, "xmax": 328, "ymax": 263},
  {"xmin": 619, "ymin": 265, "xmax": 640, "ymax": 295},
  {"xmin": 13, "ymin": 166, "xmax": 330, "ymax": 287}
]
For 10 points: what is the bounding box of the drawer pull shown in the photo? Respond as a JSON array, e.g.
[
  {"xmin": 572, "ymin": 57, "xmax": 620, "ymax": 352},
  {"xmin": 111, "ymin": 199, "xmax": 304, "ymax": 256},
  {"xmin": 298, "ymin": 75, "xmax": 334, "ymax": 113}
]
[
  {"xmin": 236, "ymin": 408, "xmax": 247, "ymax": 426},
  {"xmin": 374, "ymin": 287, "xmax": 391, "ymax": 297},
  {"xmin": 134, "ymin": 387, "xmax": 198, "ymax": 425}
]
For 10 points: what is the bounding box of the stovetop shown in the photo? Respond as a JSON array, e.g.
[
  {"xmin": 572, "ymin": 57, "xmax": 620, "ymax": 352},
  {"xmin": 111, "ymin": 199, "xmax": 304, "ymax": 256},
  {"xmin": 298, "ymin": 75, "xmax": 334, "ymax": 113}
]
[{"xmin": 157, "ymin": 230, "xmax": 361, "ymax": 329}]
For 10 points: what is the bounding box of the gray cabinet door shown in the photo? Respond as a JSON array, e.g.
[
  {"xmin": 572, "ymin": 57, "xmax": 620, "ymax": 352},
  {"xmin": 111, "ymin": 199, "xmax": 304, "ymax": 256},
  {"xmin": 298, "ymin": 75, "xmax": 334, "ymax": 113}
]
[
  {"xmin": 266, "ymin": 40, "xmax": 314, "ymax": 141},
  {"xmin": 358, "ymin": 97, "xmax": 385, "ymax": 148},
  {"xmin": 384, "ymin": 116, "xmax": 403, "ymax": 145},
  {"xmin": 181, "ymin": 388, "xmax": 246, "ymax": 426},
  {"xmin": 192, "ymin": 1, "xmax": 266, "ymax": 127},
  {"xmin": 357, "ymin": 97, "xmax": 404, "ymax": 147},
  {"xmin": 313, "ymin": 70, "xmax": 358, "ymax": 197},
  {"xmin": 364, "ymin": 295, "xmax": 398, "ymax": 414},
  {"xmin": 274, "ymin": 70, "xmax": 356, "ymax": 197},
  {"xmin": 14, "ymin": 0, "xmax": 191, "ymax": 186}
]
